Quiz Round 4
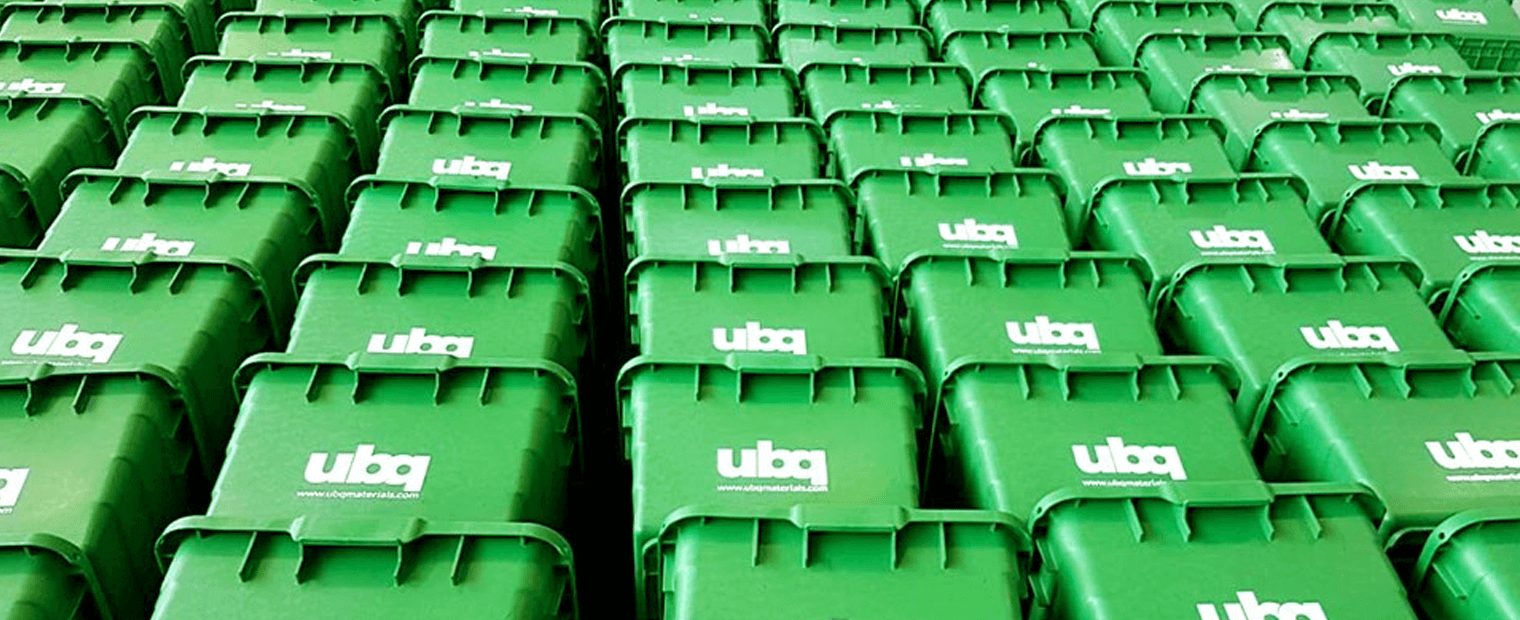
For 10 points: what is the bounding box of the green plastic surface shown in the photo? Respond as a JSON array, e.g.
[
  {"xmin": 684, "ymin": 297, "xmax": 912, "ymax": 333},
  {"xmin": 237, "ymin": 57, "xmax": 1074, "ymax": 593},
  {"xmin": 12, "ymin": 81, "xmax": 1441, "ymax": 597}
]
[
  {"xmin": 0, "ymin": 4, "xmax": 194, "ymax": 100},
  {"xmin": 0, "ymin": 97, "xmax": 115, "ymax": 246},
  {"xmin": 409, "ymin": 57, "xmax": 605, "ymax": 122},
  {"xmin": 651, "ymin": 506, "xmax": 1029, "ymax": 620},
  {"xmin": 621, "ymin": 358, "xmax": 925, "ymax": 618},
  {"xmin": 179, "ymin": 58, "xmax": 390, "ymax": 165},
  {"xmin": 376, "ymin": 108, "xmax": 603, "ymax": 191},
  {"xmin": 0, "ymin": 40, "xmax": 162, "ymax": 144},
  {"xmin": 621, "ymin": 180, "xmax": 853, "ymax": 261},
  {"xmin": 1092, "ymin": 1, "xmax": 1240, "ymax": 66},
  {"xmin": 116, "ymin": 108, "xmax": 360, "ymax": 244},
  {"xmin": 419, "ymin": 11, "xmax": 596, "ymax": 67},
  {"xmin": 1414, "ymin": 510, "xmax": 1520, "ymax": 620},
  {"xmin": 828, "ymin": 110, "xmax": 1017, "ymax": 184},
  {"xmin": 218, "ymin": 13, "xmax": 409, "ymax": 96},
  {"xmin": 0, "ymin": 373, "xmax": 191, "ymax": 620},
  {"xmin": 942, "ymin": 30, "xmax": 1102, "ymax": 90},
  {"xmin": 1032, "ymin": 482, "xmax": 1418, "ymax": 620},
  {"xmin": 898, "ymin": 254, "xmax": 1162, "ymax": 383},
  {"xmin": 1308, "ymin": 33, "xmax": 1472, "ymax": 107},
  {"xmin": 1248, "ymin": 120, "xmax": 1465, "ymax": 222},
  {"xmin": 853, "ymin": 169, "xmax": 1071, "ymax": 274},
  {"xmin": 41, "ymin": 173, "xmax": 325, "ymax": 334},
  {"xmin": 1259, "ymin": 2, "xmax": 1406, "ymax": 64},
  {"xmin": 1191, "ymin": 73, "xmax": 1373, "ymax": 167},
  {"xmin": 452, "ymin": 0, "xmax": 603, "ymax": 28},
  {"xmin": 619, "ymin": 117, "xmax": 827, "ymax": 184},
  {"xmin": 774, "ymin": 24, "xmax": 934, "ymax": 73},
  {"xmin": 0, "ymin": 251, "xmax": 275, "ymax": 477},
  {"xmin": 977, "ymin": 68, "xmax": 1157, "ymax": 157},
  {"xmin": 626, "ymin": 257, "xmax": 890, "ymax": 359},
  {"xmin": 1386, "ymin": 74, "xmax": 1520, "ymax": 168},
  {"xmin": 1156, "ymin": 258, "xmax": 1460, "ymax": 418},
  {"xmin": 288, "ymin": 257, "xmax": 592, "ymax": 374},
  {"xmin": 933, "ymin": 357, "xmax": 1256, "ymax": 519},
  {"xmin": 616, "ymin": 64, "xmax": 798, "ymax": 120},
  {"xmin": 775, "ymin": 0, "xmax": 919, "ymax": 27},
  {"xmin": 603, "ymin": 19, "xmax": 767, "ymax": 75},
  {"xmin": 618, "ymin": 0, "xmax": 766, "ymax": 23},
  {"xmin": 343, "ymin": 177, "xmax": 601, "ymax": 280},
  {"xmin": 217, "ymin": 354, "xmax": 578, "ymax": 527},
  {"xmin": 1032, "ymin": 116, "xmax": 1234, "ymax": 238},
  {"xmin": 1134, "ymin": 33, "xmax": 1297, "ymax": 113},
  {"xmin": 922, "ymin": 0, "xmax": 1071, "ymax": 41},
  {"xmin": 801, "ymin": 63, "xmax": 973, "ymax": 125},
  {"xmin": 253, "ymin": 0, "xmax": 424, "ymax": 55},
  {"xmin": 1088, "ymin": 175, "xmax": 1332, "ymax": 285},
  {"xmin": 154, "ymin": 518, "xmax": 577, "ymax": 620}
]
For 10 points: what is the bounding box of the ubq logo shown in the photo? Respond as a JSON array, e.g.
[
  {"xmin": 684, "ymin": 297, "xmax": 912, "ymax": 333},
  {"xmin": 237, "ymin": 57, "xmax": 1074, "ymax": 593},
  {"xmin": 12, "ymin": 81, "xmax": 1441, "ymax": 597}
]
[
  {"xmin": 1427, "ymin": 433, "xmax": 1520, "ymax": 469},
  {"xmin": 305, "ymin": 445, "xmax": 431, "ymax": 493},
  {"xmin": 684, "ymin": 102, "xmax": 748, "ymax": 117},
  {"xmin": 712, "ymin": 322, "xmax": 807, "ymax": 355},
  {"xmin": 1, "ymin": 78, "xmax": 63, "ymax": 94},
  {"xmin": 1347, "ymin": 161, "xmax": 1420, "ymax": 181},
  {"xmin": 1073, "ymin": 437, "xmax": 1188, "ymax": 480},
  {"xmin": 1477, "ymin": 110, "xmax": 1520, "ymax": 124},
  {"xmin": 1197, "ymin": 592, "xmax": 1326, "ymax": 620},
  {"xmin": 939, "ymin": 218, "xmax": 1018, "ymax": 248},
  {"xmin": 707, "ymin": 234, "xmax": 790, "ymax": 256},
  {"xmin": 1123, "ymin": 158, "xmax": 1193, "ymax": 176},
  {"xmin": 1007, "ymin": 316, "xmax": 1099, "ymax": 352},
  {"xmin": 0, "ymin": 468, "xmax": 27, "ymax": 512},
  {"xmin": 11, "ymin": 324, "xmax": 123, "ymax": 363},
  {"xmin": 367, "ymin": 328, "xmax": 475, "ymax": 358},
  {"xmin": 463, "ymin": 99, "xmax": 532, "ymax": 112},
  {"xmin": 1051, "ymin": 104, "xmax": 1110, "ymax": 116},
  {"xmin": 101, "ymin": 232, "xmax": 195, "ymax": 256},
  {"xmin": 405, "ymin": 237, "xmax": 497, "ymax": 261},
  {"xmin": 717, "ymin": 440, "xmax": 828, "ymax": 488},
  {"xmin": 170, "ymin": 157, "xmax": 250, "ymax": 176},
  {"xmin": 234, "ymin": 100, "xmax": 306, "ymax": 112},
  {"xmin": 1454, "ymin": 230, "xmax": 1520, "ymax": 255},
  {"xmin": 691, "ymin": 164, "xmax": 764, "ymax": 180},
  {"xmin": 433, "ymin": 156, "xmax": 511, "ymax": 180},
  {"xmin": 901, "ymin": 153, "xmax": 969, "ymax": 167},
  {"xmin": 1387, "ymin": 63, "xmax": 1444, "ymax": 77},
  {"xmin": 1190, "ymin": 225, "xmax": 1274, "ymax": 254},
  {"xmin": 1300, "ymin": 320, "xmax": 1399, "ymax": 352},
  {"xmin": 1437, "ymin": 8, "xmax": 1487, "ymax": 24},
  {"xmin": 1269, "ymin": 109, "xmax": 1329, "ymax": 121}
]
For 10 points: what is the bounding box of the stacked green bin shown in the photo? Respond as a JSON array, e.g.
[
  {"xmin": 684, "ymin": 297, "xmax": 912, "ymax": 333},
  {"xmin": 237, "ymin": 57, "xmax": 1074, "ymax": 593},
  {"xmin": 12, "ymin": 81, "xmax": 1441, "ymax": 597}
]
[
  {"xmin": 0, "ymin": 97, "xmax": 116, "ymax": 247},
  {"xmin": 922, "ymin": 0, "xmax": 1072, "ymax": 39},
  {"xmin": 0, "ymin": 3, "xmax": 201, "ymax": 100},
  {"xmin": 375, "ymin": 107, "xmax": 603, "ymax": 191},
  {"xmin": 648, "ymin": 507, "xmax": 1031, "ymax": 620},
  {"xmin": 774, "ymin": 24, "xmax": 934, "ymax": 73},
  {"xmin": 776, "ymin": 0, "xmax": 918, "ymax": 27},
  {"xmin": 622, "ymin": 180, "xmax": 852, "ymax": 261},
  {"xmin": 454, "ymin": 0, "xmax": 603, "ymax": 28},
  {"xmin": 252, "ymin": 0, "xmax": 426, "ymax": 56},
  {"xmin": 827, "ymin": 110, "xmax": 1017, "ymax": 184},
  {"xmin": 1155, "ymin": 257, "xmax": 1460, "ymax": 419},
  {"xmin": 1190, "ymin": 73, "xmax": 1374, "ymax": 167},
  {"xmin": 409, "ymin": 56, "xmax": 606, "ymax": 121},
  {"xmin": 1087, "ymin": 175, "xmax": 1334, "ymax": 285},
  {"xmin": 977, "ymin": 68, "xmax": 1158, "ymax": 157},
  {"xmin": 942, "ymin": 31, "xmax": 1102, "ymax": 90},
  {"xmin": 154, "ymin": 518, "xmax": 578, "ymax": 620},
  {"xmin": 1258, "ymin": 2, "xmax": 1407, "ymax": 65},
  {"xmin": 218, "ymin": 13, "xmax": 410, "ymax": 96},
  {"xmin": 1385, "ymin": 74, "xmax": 1520, "ymax": 169},
  {"xmin": 420, "ymin": 12, "xmax": 597, "ymax": 65},
  {"xmin": 1414, "ymin": 507, "xmax": 1520, "ymax": 620},
  {"xmin": 603, "ymin": 20, "xmax": 766, "ymax": 74},
  {"xmin": 1388, "ymin": 0, "xmax": 1520, "ymax": 69},
  {"xmin": 619, "ymin": 117, "xmax": 827, "ymax": 183},
  {"xmin": 620, "ymin": 358, "xmax": 926, "ymax": 617},
  {"xmin": 616, "ymin": 64, "xmax": 799, "ymax": 120},
  {"xmin": 1246, "ymin": 119, "xmax": 1465, "ymax": 222},
  {"xmin": 1133, "ymin": 33, "xmax": 1297, "ymax": 113},
  {"xmin": 1032, "ymin": 115, "xmax": 1234, "ymax": 238},
  {"xmin": 0, "ymin": 40, "xmax": 165, "ymax": 143},
  {"xmin": 1032, "ymin": 482, "xmax": 1420, "ymax": 620},
  {"xmin": 0, "ymin": 371, "xmax": 193, "ymax": 620},
  {"xmin": 1304, "ymin": 33, "xmax": 1472, "ymax": 108},
  {"xmin": 618, "ymin": 0, "xmax": 768, "ymax": 25},
  {"xmin": 853, "ymin": 169, "xmax": 1071, "ymax": 275},
  {"xmin": 1092, "ymin": 0, "xmax": 1241, "ymax": 66},
  {"xmin": 800, "ymin": 63, "xmax": 973, "ymax": 124}
]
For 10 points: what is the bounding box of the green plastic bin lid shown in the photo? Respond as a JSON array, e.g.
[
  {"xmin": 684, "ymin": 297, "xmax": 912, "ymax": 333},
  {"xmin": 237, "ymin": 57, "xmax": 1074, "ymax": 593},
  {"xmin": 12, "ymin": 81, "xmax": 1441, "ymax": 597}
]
[
  {"xmin": 218, "ymin": 352, "xmax": 579, "ymax": 527},
  {"xmin": 800, "ymin": 62, "xmax": 975, "ymax": 125},
  {"xmin": 616, "ymin": 63, "xmax": 799, "ymax": 121},
  {"xmin": 773, "ymin": 23, "xmax": 936, "ymax": 74},
  {"xmin": 603, "ymin": 18, "xmax": 768, "ymax": 77},
  {"xmin": 179, "ymin": 56, "xmax": 392, "ymax": 166},
  {"xmin": 0, "ymin": 40, "xmax": 163, "ymax": 145},
  {"xmin": 406, "ymin": 56, "xmax": 606, "ymax": 121},
  {"xmin": 0, "ymin": 96, "xmax": 116, "ymax": 240},
  {"xmin": 0, "ymin": 249, "xmax": 277, "ymax": 478},
  {"xmin": 376, "ymin": 106, "xmax": 604, "ymax": 190},
  {"xmin": 1306, "ymin": 32, "xmax": 1472, "ymax": 107},
  {"xmin": 827, "ymin": 110, "xmax": 1018, "ymax": 184},
  {"xmin": 0, "ymin": 369, "xmax": 192, "ymax": 620},
  {"xmin": 618, "ymin": 116, "xmax": 829, "ymax": 184},
  {"xmin": 621, "ymin": 179, "xmax": 854, "ymax": 262},
  {"xmin": 47, "ymin": 170, "xmax": 326, "ymax": 336},
  {"xmin": 928, "ymin": 355, "xmax": 1255, "ymax": 520},
  {"xmin": 1134, "ymin": 32, "xmax": 1298, "ymax": 113},
  {"xmin": 625, "ymin": 254, "xmax": 892, "ymax": 360},
  {"xmin": 155, "ymin": 516, "xmax": 577, "ymax": 620},
  {"xmin": 343, "ymin": 175, "xmax": 602, "ymax": 280},
  {"xmin": 942, "ymin": 30, "xmax": 1103, "ymax": 92},
  {"xmin": 1189, "ymin": 72, "xmax": 1373, "ymax": 167},
  {"xmin": 774, "ymin": 0, "xmax": 920, "ymax": 28},
  {"xmin": 420, "ymin": 10, "xmax": 598, "ymax": 65},
  {"xmin": 649, "ymin": 505, "xmax": 1030, "ymax": 620},
  {"xmin": 1258, "ymin": 1, "xmax": 1408, "ymax": 64},
  {"xmin": 851, "ymin": 168, "xmax": 1072, "ymax": 274},
  {"xmin": 1385, "ymin": 74, "xmax": 1520, "ymax": 167},
  {"xmin": 1328, "ymin": 179, "xmax": 1520, "ymax": 297},
  {"xmin": 0, "ymin": 4, "xmax": 192, "ymax": 101},
  {"xmin": 1154, "ymin": 255, "xmax": 1462, "ymax": 420},
  {"xmin": 619, "ymin": 0, "xmax": 768, "ymax": 25},
  {"xmin": 290, "ymin": 254, "xmax": 594, "ymax": 374},
  {"xmin": 217, "ymin": 11, "xmax": 409, "ymax": 95},
  {"xmin": 1413, "ymin": 506, "xmax": 1520, "ymax": 594},
  {"xmin": 1092, "ymin": 0, "xmax": 1241, "ymax": 66},
  {"xmin": 1088, "ymin": 173, "xmax": 1331, "ymax": 286},
  {"xmin": 921, "ymin": 0, "xmax": 1073, "ymax": 44},
  {"xmin": 976, "ymin": 67, "xmax": 1157, "ymax": 155},
  {"xmin": 252, "ymin": 0, "xmax": 425, "ymax": 56},
  {"xmin": 451, "ymin": 0, "xmax": 605, "ymax": 28},
  {"xmin": 1434, "ymin": 256, "xmax": 1520, "ymax": 351}
]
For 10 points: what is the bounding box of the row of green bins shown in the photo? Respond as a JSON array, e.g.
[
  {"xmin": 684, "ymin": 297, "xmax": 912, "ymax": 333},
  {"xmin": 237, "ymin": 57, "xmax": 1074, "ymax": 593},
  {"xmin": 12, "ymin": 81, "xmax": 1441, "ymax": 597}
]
[
  {"xmin": 620, "ymin": 359, "xmax": 930, "ymax": 618},
  {"xmin": 0, "ymin": 369, "xmax": 195, "ymax": 620}
]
